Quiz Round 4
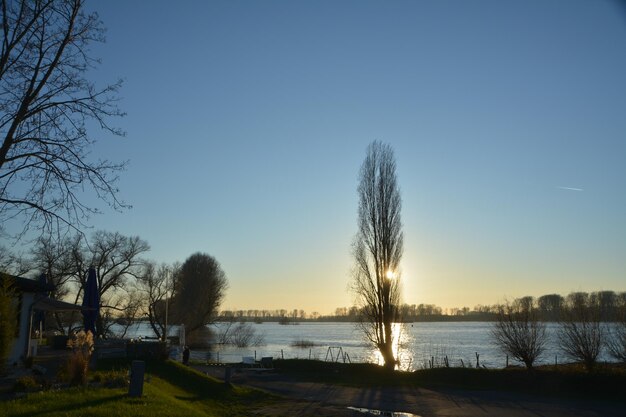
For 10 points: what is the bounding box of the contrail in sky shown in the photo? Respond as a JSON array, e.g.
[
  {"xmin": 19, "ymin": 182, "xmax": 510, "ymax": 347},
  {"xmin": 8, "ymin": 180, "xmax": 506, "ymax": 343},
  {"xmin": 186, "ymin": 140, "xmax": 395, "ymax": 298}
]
[{"xmin": 557, "ymin": 186, "xmax": 584, "ymax": 192}]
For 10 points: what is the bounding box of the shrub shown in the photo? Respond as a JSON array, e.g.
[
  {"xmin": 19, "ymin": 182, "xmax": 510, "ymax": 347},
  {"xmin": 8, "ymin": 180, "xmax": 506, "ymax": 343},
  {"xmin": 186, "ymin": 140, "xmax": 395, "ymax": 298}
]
[
  {"xmin": 92, "ymin": 370, "xmax": 129, "ymax": 388},
  {"xmin": 0, "ymin": 275, "xmax": 17, "ymax": 374},
  {"xmin": 491, "ymin": 297, "xmax": 547, "ymax": 370},
  {"xmin": 230, "ymin": 323, "xmax": 265, "ymax": 347},
  {"xmin": 13, "ymin": 376, "xmax": 40, "ymax": 392},
  {"xmin": 291, "ymin": 339, "xmax": 318, "ymax": 348},
  {"xmin": 559, "ymin": 292, "xmax": 603, "ymax": 371},
  {"xmin": 607, "ymin": 296, "xmax": 626, "ymax": 362},
  {"xmin": 64, "ymin": 330, "xmax": 94, "ymax": 385}
]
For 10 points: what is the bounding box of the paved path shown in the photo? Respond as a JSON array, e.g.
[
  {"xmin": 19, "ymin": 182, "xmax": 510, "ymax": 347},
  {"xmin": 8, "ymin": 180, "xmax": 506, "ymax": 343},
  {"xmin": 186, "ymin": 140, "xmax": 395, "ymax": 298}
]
[{"xmin": 194, "ymin": 365, "xmax": 626, "ymax": 417}]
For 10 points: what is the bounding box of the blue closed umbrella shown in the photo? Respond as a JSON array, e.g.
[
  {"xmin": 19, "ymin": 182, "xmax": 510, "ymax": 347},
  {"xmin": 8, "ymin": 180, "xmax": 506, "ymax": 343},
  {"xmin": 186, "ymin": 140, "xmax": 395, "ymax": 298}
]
[
  {"xmin": 34, "ymin": 274, "xmax": 48, "ymax": 332},
  {"xmin": 82, "ymin": 267, "xmax": 99, "ymax": 336}
]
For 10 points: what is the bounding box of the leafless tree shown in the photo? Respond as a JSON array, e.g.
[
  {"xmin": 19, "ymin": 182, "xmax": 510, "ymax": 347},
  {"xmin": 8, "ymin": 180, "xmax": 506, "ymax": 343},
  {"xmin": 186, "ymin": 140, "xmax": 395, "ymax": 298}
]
[
  {"xmin": 82, "ymin": 231, "xmax": 149, "ymax": 336},
  {"xmin": 30, "ymin": 235, "xmax": 77, "ymax": 332},
  {"xmin": 607, "ymin": 292, "xmax": 626, "ymax": 362},
  {"xmin": 31, "ymin": 236, "xmax": 74, "ymax": 298},
  {"xmin": 214, "ymin": 318, "xmax": 264, "ymax": 348},
  {"xmin": 136, "ymin": 261, "xmax": 178, "ymax": 340},
  {"xmin": 352, "ymin": 141, "xmax": 403, "ymax": 370},
  {"xmin": 0, "ymin": 0, "xmax": 126, "ymax": 240},
  {"xmin": 0, "ymin": 245, "xmax": 31, "ymax": 275},
  {"xmin": 559, "ymin": 292, "xmax": 604, "ymax": 371},
  {"xmin": 47, "ymin": 231, "xmax": 149, "ymax": 336},
  {"xmin": 592, "ymin": 290, "xmax": 617, "ymax": 321},
  {"xmin": 172, "ymin": 252, "xmax": 227, "ymax": 340},
  {"xmin": 111, "ymin": 289, "xmax": 142, "ymax": 339},
  {"xmin": 229, "ymin": 322, "xmax": 265, "ymax": 348},
  {"xmin": 491, "ymin": 296, "xmax": 547, "ymax": 369},
  {"xmin": 537, "ymin": 293, "xmax": 564, "ymax": 321}
]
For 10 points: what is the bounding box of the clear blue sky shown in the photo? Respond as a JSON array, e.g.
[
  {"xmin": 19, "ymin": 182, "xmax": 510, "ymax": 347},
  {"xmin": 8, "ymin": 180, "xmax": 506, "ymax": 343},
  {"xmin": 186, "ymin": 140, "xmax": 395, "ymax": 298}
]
[{"xmin": 26, "ymin": 0, "xmax": 626, "ymax": 314}]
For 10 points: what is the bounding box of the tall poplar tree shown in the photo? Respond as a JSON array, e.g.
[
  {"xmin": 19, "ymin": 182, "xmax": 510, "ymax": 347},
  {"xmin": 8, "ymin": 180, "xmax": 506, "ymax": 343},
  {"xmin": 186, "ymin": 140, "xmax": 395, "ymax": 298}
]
[{"xmin": 352, "ymin": 141, "xmax": 403, "ymax": 370}]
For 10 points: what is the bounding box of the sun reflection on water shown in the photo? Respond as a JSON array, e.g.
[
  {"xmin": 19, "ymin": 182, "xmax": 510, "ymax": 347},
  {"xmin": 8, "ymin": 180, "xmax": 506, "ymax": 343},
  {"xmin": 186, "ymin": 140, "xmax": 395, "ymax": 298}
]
[{"xmin": 366, "ymin": 322, "xmax": 415, "ymax": 370}]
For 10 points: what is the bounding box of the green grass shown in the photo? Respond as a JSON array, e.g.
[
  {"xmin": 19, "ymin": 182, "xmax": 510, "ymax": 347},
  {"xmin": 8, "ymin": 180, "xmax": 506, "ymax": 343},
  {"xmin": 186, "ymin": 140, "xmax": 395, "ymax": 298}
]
[{"xmin": 1, "ymin": 360, "xmax": 275, "ymax": 417}]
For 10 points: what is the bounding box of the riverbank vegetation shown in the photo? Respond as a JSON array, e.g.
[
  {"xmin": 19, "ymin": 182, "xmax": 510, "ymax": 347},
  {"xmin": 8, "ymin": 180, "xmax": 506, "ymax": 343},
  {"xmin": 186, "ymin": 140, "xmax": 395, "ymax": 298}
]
[
  {"xmin": 491, "ymin": 292, "xmax": 626, "ymax": 371},
  {"xmin": 273, "ymin": 359, "xmax": 626, "ymax": 400}
]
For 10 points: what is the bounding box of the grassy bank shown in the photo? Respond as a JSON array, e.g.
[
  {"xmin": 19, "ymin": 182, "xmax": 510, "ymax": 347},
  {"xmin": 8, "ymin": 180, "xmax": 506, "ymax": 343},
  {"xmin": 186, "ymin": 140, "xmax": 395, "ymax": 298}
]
[
  {"xmin": 2, "ymin": 360, "xmax": 275, "ymax": 417},
  {"xmin": 273, "ymin": 359, "xmax": 626, "ymax": 399}
]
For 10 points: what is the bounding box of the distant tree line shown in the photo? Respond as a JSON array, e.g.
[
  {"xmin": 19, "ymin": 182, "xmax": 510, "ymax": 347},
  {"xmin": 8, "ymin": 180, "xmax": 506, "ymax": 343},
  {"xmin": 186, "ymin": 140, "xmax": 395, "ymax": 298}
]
[{"xmin": 219, "ymin": 291, "xmax": 626, "ymax": 323}]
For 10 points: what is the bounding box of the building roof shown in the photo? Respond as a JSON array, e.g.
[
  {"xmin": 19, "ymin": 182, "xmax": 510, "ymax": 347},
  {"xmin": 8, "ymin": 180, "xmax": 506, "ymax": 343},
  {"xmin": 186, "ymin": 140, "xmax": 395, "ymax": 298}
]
[
  {"xmin": 32, "ymin": 296, "xmax": 84, "ymax": 312},
  {"xmin": 0, "ymin": 273, "xmax": 55, "ymax": 293}
]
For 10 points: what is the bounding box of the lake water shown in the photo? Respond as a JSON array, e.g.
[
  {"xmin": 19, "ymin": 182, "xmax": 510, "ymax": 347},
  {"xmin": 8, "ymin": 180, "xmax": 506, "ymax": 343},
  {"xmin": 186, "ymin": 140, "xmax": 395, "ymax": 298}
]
[{"xmin": 119, "ymin": 321, "xmax": 618, "ymax": 370}]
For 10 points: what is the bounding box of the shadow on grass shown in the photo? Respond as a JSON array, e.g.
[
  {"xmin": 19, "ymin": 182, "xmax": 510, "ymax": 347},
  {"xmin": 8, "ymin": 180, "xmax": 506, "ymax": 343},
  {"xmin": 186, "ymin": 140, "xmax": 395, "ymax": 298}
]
[
  {"xmin": 274, "ymin": 359, "xmax": 626, "ymax": 400},
  {"xmin": 97, "ymin": 358, "xmax": 269, "ymax": 405}
]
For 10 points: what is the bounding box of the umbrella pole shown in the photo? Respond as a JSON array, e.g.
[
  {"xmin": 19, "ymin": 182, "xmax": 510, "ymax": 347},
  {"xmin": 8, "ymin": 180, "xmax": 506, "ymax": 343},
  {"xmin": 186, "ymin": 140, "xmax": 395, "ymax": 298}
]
[
  {"xmin": 26, "ymin": 303, "xmax": 35, "ymax": 359},
  {"xmin": 164, "ymin": 296, "xmax": 168, "ymax": 342}
]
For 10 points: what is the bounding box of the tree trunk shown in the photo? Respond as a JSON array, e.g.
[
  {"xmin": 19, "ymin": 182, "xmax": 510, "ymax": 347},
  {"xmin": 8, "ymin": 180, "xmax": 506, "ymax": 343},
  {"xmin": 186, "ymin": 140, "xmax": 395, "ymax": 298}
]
[{"xmin": 380, "ymin": 341, "xmax": 396, "ymax": 370}]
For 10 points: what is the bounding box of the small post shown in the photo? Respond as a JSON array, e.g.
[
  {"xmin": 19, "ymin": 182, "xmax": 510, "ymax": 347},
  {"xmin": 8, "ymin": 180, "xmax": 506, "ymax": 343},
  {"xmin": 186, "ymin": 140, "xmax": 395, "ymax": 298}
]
[
  {"xmin": 475, "ymin": 352, "xmax": 479, "ymax": 368},
  {"xmin": 128, "ymin": 360, "xmax": 145, "ymax": 397},
  {"xmin": 254, "ymin": 350, "xmax": 257, "ymax": 361},
  {"xmin": 555, "ymin": 355, "xmax": 557, "ymax": 367},
  {"xmin": 309, "ymin": 349, "xmax": 311, "ymax": 360},
  {"xmin": 460, "ymin": 359, "xmax": 464, "ymax": 368},
  {"xmin": 217, "ymin": 352, "xmax": 219, "ymax": 363},
  {"xmin": 281, "ymin": 349, "xmax": 284, "ymax": 360},
  {"xmin": 431, "ymin": 356, "xmax": 434, "ymax": 368},
  {"xmin": 506, "ymin": 355, "xmax": 509, "ymax": 368}
]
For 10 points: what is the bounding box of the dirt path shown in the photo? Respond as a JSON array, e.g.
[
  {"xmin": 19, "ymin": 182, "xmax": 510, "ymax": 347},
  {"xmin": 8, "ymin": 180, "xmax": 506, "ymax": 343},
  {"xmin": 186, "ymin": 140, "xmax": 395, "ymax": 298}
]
[{"xmin": 193, "ymin": 365, "xmax": 626, "ymax": 417}]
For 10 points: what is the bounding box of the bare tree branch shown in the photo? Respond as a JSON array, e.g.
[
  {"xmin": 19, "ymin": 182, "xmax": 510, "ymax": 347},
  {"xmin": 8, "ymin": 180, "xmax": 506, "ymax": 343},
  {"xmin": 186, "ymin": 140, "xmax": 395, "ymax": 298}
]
[{"xmin": 0, "ymin": 0, "xmax": 127, "ymax": 240}]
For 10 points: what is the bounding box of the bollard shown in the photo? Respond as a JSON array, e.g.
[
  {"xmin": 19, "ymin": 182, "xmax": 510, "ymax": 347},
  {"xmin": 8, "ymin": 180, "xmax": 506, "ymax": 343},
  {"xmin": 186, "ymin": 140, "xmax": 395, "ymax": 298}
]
[{"xmin": 128, "ymin": 360, "xmax": 145, "ymax": 397}]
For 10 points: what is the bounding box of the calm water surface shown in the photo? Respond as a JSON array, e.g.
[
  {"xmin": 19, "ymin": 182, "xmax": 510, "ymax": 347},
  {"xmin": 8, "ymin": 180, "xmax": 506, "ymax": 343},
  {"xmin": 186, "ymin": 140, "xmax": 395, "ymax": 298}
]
[{"xmin": 120, "ymin": 321, "xmax": 606, "ymax": 370}]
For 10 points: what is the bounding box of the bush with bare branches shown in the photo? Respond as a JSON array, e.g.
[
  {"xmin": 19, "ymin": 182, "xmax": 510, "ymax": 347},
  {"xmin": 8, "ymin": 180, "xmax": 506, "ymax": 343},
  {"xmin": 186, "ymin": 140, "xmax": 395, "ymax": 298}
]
[
  {"xmin": 559, "ymin": 292, "xmax": 603, "ymax": 371},
  {"xmin": 491, "ymin": 296, "xmax": 547, "ymax": 369},
  {"xmin": 607, "ymin": 293, "xmax": 626, "ymax": 362}
]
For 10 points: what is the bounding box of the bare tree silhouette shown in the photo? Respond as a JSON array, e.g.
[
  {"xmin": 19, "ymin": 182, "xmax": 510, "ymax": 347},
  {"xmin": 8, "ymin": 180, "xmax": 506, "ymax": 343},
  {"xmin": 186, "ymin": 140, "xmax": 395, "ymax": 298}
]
[
  {"xmin": 559, "ymin": 292, "xmax": 604, "ymax": 371},
  {"xmin": 136, "ymin": 261, "xmax": 179, "ymax": 341},
  {"xmin": 352, "ymin": 141, "xmax": 403, "ymax": 370},
  {"xmin": 0, "ymin": 0, "xmax": 126, "ymax": 239},
  {"xmin": 491, "ymin": 296, "xmax": 547, "ymax": 369},
  {"xmin": 607, "ymin": 292, "xmax": 626, "ymax": 362}
]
